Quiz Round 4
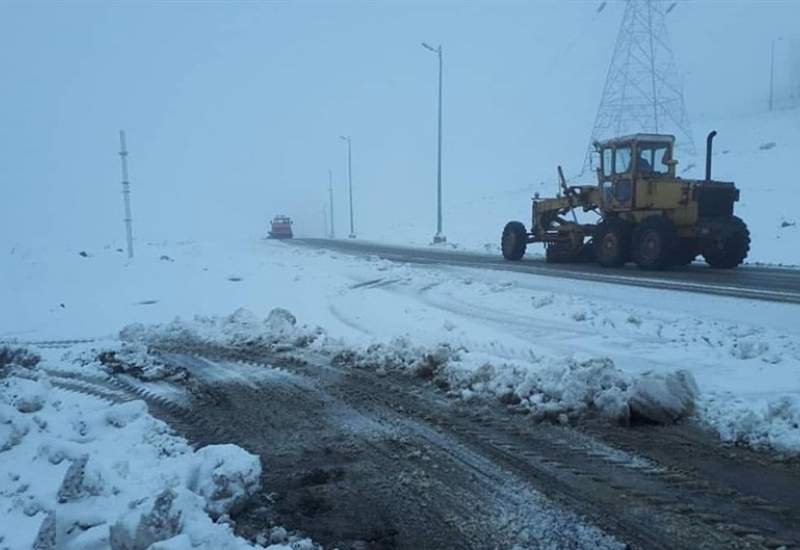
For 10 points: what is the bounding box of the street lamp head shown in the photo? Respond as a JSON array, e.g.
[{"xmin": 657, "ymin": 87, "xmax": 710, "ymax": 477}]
[
  {"xmin": 422, "ymin": 42, "xmax": 437, "ymax": 53},
  {"xmin": 339, "ymin": 135, "xmax": 349, "ymax": 142}
]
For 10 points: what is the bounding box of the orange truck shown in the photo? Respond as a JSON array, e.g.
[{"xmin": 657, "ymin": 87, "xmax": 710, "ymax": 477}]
[{"xmin": 268, "ymin": 215, "xmax": 294, "ymax": 239}]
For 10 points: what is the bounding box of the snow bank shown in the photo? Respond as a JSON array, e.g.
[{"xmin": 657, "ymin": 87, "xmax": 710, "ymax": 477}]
[
  {"xmin": 332, "ymin": 336, "xmax": 462, "ymax": 382},
  {"xmin": 119, "ymin": 307, "xmax": 323, "ymax": 354},
  {"xmin": 629, "ymin": 370, "xmax": 700, "ymax": 424},
  {"xmin": 121, "ymin": 308, "xmax": 701, "ymax": 427},
  {"xmin": 332, "ymin": 336, "xmax": 697, "ymax": 425},
  {"xmin": 0, "ymin": 355, "xmax": 312, "ymax": 549},
  {"xmin": 97, "ymin": 343, "xmax": 189, "ymax": 382},
  {"xmin": 110, "ymin": 294, "xmax": 797, "ymax": 455},
  {"xmin": 0, "ymin": 345, "xmax": 41, "ymax": 372},
  {"xmin": 187, "ymin": 444, "xmax": 262, "ymax": 519},
  {"xmin": 451, "ymin": 357, "xmax": 634, "ymax": 423},
  {"xmin": 701, "ymin": 394, "xmax": 800, "ymax": 455}
]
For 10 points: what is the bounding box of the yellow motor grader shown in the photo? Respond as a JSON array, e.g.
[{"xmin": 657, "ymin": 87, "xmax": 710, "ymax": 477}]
[{"xmin": 501, "ymin": 132, "xmax": 750, "ymax": 269}]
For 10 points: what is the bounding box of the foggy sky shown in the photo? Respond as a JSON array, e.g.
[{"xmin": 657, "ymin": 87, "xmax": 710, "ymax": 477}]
[{"xmin": 1, "ymin": 0, "xmax": 798, "ymax": 250}]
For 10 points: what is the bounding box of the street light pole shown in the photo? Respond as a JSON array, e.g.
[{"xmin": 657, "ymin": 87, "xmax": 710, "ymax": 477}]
[
  {"xmin": 118, "ymin": 130, "xmax": 135, "ymax": 259},
  {"xmin": 328, "ymin": 169, "xmax": 335, "ymax": 239},
  {"xmin": 339, "ymin": 135, "xmax": 355, "ymax": 238},
  {"xmin": 423, "ymin": 42, "xmax": 446, "ymax": 243},
  {"xmin": 770, "ymin": 37, "xmax": 783, "ymax": 111},
  {"xmin": 770, "ymin": 39, "xmax": 776, "ymax": 111}
]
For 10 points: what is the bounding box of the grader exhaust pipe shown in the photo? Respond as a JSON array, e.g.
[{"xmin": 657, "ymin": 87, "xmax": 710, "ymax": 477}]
[{"xmin": 705, "ymin": 130, "xmax": 717, "ymax": 182}]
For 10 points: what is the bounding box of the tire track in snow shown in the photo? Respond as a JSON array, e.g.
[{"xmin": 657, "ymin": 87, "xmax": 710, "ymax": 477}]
[{"xmin": 132, "ymin": 340, "xmax": 800, "ymax": 549}]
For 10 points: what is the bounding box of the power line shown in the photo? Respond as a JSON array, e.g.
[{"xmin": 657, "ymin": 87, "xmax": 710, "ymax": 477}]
[{"xmin": 584, "ymin": 0, "xmax": 695, "ymax": 172}]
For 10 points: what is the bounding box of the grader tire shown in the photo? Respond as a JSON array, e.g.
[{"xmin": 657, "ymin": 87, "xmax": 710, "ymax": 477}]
[
  {"xmin": 703, "ymin": 216, "xmax": 750, "ymax": 269},
  {"xmin": 632, "ymin": 217, "xmax": 676, "ymax": 270},
  {"xmin": 594, "ymin": 217, "xmax": 631, "ymax": 267},
  {"xmin": 501, "ymin": 221, "xmax": 527, "ymax": 261}
]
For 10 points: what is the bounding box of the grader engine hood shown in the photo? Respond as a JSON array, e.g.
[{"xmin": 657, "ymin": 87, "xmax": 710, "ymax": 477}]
[{"xmin": 686, "ymin": 180, "xmax": 739, "ymax": 218}]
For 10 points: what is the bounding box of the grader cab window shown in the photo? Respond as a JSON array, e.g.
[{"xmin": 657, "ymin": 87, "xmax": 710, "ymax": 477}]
[
  {"xmin": 637, "ymin": 143, "xmax": 671, "ymax": 175},
  {"xmin": 602, "ymin": 148, "xmax": 613, "ymax": 178},
  {"xmin": 614, "ymin": 146, "xmax": 632, "ymax": 174}
]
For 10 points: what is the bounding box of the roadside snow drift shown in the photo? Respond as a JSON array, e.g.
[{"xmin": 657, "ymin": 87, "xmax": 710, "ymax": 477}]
[
  {"xmin": 122, "ymin": 308, "xmax": 699, "ymax": 427},
  {"xmin": 331, "ymin": 335, "xmax": 698, "ymax": 426},
  {"xmin": 118, "ymin": 304, "xmax": 800, "ymax": 455}
]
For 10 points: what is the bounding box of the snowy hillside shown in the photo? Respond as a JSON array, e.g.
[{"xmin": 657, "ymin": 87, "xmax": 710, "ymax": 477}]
[{"xmin": 368, "ymin": 107, "xmax": 800, "ymax": 266}]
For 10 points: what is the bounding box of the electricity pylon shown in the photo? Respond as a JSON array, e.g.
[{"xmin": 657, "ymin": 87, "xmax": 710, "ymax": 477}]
[{"xmin": 584, "ymin": 0, "xmax": 695, "ymax": 172}]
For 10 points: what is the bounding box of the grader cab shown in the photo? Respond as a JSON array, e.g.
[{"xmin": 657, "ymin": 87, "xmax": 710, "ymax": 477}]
[{"xmin": 501, "ymin": 132, "xmax": 750, "ymax": 270}]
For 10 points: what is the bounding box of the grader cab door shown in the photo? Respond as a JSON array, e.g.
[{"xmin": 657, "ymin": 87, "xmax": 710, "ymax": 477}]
[{"xmin": 608, "ymin": 144, "xmax": 634, "ymax": 210}]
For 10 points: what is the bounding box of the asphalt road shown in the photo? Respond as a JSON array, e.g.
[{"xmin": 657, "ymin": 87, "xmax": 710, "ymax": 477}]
[{"xmin": 293, "ymin": 238, "xmax": 800, "ymax": 305}]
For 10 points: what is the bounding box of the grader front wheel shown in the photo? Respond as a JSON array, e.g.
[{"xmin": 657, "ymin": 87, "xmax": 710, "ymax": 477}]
[{"xmin": 501, "ymin": 221, "xmax": 528, "ymax": 261}]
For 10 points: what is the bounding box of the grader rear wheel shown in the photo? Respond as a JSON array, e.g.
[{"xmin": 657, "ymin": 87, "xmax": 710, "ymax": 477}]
[
  {"xmin": 702, "ymin": 216, "xmax": 750, "ymax": 269},
  {"xmin": 594, "ymin": 217, "xmax": 631, "ymax": 267},
  {"xmin": 632, "ymin": 217, "xmax": 677, "ymax": 270}
]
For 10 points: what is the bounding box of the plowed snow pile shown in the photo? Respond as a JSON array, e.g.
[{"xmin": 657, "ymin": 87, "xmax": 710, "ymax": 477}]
[
  {"xmin": 332, "ymin": 335, "xmax": 699, "ymax": 425},
  {"xmin": 0, "ymin": 346, "xmax": 315, "ymax": 550},
  {"xmin": 119, "ymin": 307, "xmax": 322, "ymax": 354},
  {"xmin": 120, "ymin": 308, "xmax": 699, "ymax": 426},
  {"xmin": 119, "ymin": 306, "xmax": 800, "ymax": 454}
]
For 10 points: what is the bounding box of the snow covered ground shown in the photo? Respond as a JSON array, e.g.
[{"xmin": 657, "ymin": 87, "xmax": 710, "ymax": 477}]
[
  {"xmin": 3, "ymin": 238, "xmax": 799, "ymax": 457},
  {"xmin": 0, "ymin": 345, "xmax": 316, "ymax": 550}
]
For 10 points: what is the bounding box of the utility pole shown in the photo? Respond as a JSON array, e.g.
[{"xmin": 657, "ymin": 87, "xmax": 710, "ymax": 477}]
[
  {"xmin": 118, "ymin": 130, "xmax": 134, "ymax": 259},
  {"xmin": 339, "ymin": 135, "xmax": 355, "ymax": 238},
  {"xmin": 328, "ymin": 169, "xmax": 335, "ymax": 238},
  {"xmin": 422, "ymin": 41, "xmax": 446, "ymax": 243}
]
